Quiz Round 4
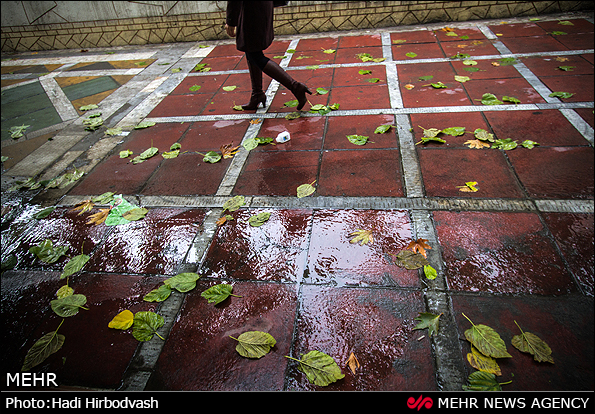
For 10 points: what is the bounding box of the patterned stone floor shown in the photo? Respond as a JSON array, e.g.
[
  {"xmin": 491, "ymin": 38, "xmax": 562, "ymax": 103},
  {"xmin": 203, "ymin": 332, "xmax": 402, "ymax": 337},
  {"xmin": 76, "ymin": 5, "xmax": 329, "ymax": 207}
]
[{"xmin": 1, "ymin": 12, "xmax": 593, "ymax": 393}]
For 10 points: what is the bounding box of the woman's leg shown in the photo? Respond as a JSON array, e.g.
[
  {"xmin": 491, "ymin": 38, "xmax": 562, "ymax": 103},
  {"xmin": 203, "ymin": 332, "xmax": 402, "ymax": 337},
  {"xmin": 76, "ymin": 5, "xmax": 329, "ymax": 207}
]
[
  {"xmin": 247, "ymin": 51, "xmax": 312, "ymax": 111},
  {"xmin": 242, "ymin": 51, "xmax": 269, "ymax": 110}
]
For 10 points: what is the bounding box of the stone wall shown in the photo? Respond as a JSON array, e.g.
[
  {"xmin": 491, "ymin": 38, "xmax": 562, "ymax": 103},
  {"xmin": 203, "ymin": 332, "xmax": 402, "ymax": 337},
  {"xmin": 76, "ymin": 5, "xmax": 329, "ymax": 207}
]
[{"xmin": 1, "ymin": 1, "xmax": 593, "ymax": 53}]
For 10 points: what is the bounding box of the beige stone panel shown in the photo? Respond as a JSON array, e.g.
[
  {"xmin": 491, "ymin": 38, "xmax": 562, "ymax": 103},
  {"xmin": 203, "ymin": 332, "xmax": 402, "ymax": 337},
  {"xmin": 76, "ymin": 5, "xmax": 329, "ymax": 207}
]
[
  {"xmin": 485, "ymin": 4, "xmax": 513, "ymax": 19},
  {"xmin": 17, "ymin": 36, "xmax": 39, "ymax": 51},
  {"xmin": 424, "ymin": 8, "xmax": 453, "ymax": 24}
]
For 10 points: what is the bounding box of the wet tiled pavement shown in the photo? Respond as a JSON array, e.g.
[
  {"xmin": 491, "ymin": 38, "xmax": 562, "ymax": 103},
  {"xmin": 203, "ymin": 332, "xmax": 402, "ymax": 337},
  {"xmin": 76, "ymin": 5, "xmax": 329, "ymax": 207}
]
[{"xmin": 1, "ymin": 12, "xmax": 593, "ymax": 392}]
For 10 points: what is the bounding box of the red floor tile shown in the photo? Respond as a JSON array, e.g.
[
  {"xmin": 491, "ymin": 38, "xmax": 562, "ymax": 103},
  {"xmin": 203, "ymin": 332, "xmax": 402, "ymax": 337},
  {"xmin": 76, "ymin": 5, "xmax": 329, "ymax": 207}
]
[
  {"xmin": 149, "ymin": 280, "xmax": 298, "ymax": 390},
  {"xmin": 171, "ymin": 75, "xmax": 227, "ymax": 95},
  {"xmin": 575, "ymin": 107, "xmax": 595, "ymax": 128},
  {"xmin": 542, "ymin": 212, "xmax": 594, "ymax": 296},
  {"xmin": 337, "ymin": 34, "xmax": 382, "ymax": 48},
  {"xmin": 334, "ymin": 46, "xmax": 384, "ymax": 64},
  {"xmin": 484, "ymin": 109, "xmax": 589, "ymax": 146},
  {"xmin": 8, "ymin": 207, "xmax": 110, "ymax": 270},
  {"xmin": 265, "ymin": 40, "xmax": 292, "ymax": 55},
  {"xmin": 552, "ymin": 32, "xmax": 594, "ymax": 51},
  {"xmin": 400, "ymin": 80, "xmax": 470, "ymax": 107},
  {"xmin": 498, "ymin": 35, "xmax": 568, "ymax": 53},
  {"xmin": 200, "ymin": 209, "xmax": 311, "ymax": 282},
  {"xmin": 305, "ymin": 209, "xmax": 415, "ymax": 286},
  {"xmin": 324, "ymin": 114, "xmax": 397, "ymax": 149},
  {"xmin": 327, "ymin": 84, "xmax": 390, "ymax": 110},
  {"xmin": 521, "ymin": 54, "xmax": 594, "ymax": 77},
  {"xmin": 440, "ymin": 39, "xmax": 500, "ymax": 57},
  {"xmin": 179, "ymin": 119, "xmax": 249, "ymax": 152},
  {"xmin": 232, "ymin": 150, "xmax": 319, "ymax": 196},
  {"xmin": 3, "ymin": 270, "xmax": 159, "ymax": 389},
  {"xmin": 86, "ymin": 209, "xmax": 205, "ymax": 275},
  {"xmin": 451, "ymin": 58, "xmax": 522, "ymax": 79},
  {"xmin": 536, "ymin": 18, "xmax": 594, "ymax": 35},
  {"xmin": 256, "ymin": 116, "xmax": 325, "ymax": 151},
  {"xmin": 488, "ymin": 22, "xmax": 547, "ymax": 37},
  {"xmin": 434, "ymin": 211, "xmax": 576, "ymax": 294},
  {"xmin": 392, "ymin": 42, "xmax": 446, "ymax": 60},
  {"xmin": 140, "ymin": 153, "xmax": 231, "ymax": 196},
  {"xmin": 288, "ymin": 285, "xmax": 435, "ymax": 390},
  {"xmin": 410, "ymin": 112, "xmax": 491, "ymax": 148},
  {"xmin": 268, "ymin": 68, "xmax": 333, "ymax": 112},
  {"xmin": 391, "ymin": 30, "xmax": 438, "ymax": 44},
  {"xmin": 118, "ymin": 122, "xmax": 190, "ymax": 153},
  {"xmin": 296, "ymin": 37, "xmax": 339, "ymax": 52},
  {"xmin": 397, "ymin": 61, "xmax": 457, "ymax": 84},
  {"xmin": 507, "ymin": 146, "xmax": 594, "ymax": 199},
  {"xmin": 69, "ymin": 153, "xmax": 162, "ymax": 196},
  {"xmin": 318, "ymin": 149, "xmax": 403, "ymax": 197},
  {"xmin": 332, "ymin": 65, "xmax": 385, "ymax": 87},
  {"xmin": 199, "ymin": 90, "xmax": 253, "ymax": 115},
  {"xmin": 207, "ymin": 43, "xmax": 243, "ymax": 58},
  {"xmin": 434, "ymin": 27, "xmax": 487, "ymax": 42},
  {"xmin": 464, "ymin": 77, "xmax": 547, "ymax": 105},
  {"xmin": 197, "ymin": 56, "xmax": 243, "ymax": 72},
  {"xmin": 418, "ymin": 148, "xmax": 525, "ymax": 198},
  {"xmin": 149, "ymin": 94, "xmax": 213, "ymax": 117},
  {"xmin": 452, "ymin": 294, "xmax": 594, "ymax": 390},
  {"xmin": 539, "ymin": 74, "xmax": 594, "ymax": 102},
  {"xmin": 288, "ymin": 50, "xmax": 336, "ymax": 67}
]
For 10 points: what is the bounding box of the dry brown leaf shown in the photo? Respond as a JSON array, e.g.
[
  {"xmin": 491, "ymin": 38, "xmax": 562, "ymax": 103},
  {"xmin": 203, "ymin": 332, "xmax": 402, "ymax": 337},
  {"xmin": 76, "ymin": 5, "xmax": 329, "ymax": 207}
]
[
  {"xmin": 86, "ymin": 207, "xmax": 111, "ymax": 225},
  {"xmin": 216, "ymin": 214, "xmax": 234, "ymax": 226},
  {"xmin": 220, "ymin": 143, "xmax": 240, "ymax": 159},
  {"xmin": 464, "ymin": 139, "xmax": 491, "ymax": 149},
  {"xmin": 250, "ymin": 118, "xmax": 262, "ymax": 124},
  {"xmin": 404, "ymin": 84, "xmax": 415, "ymax": 90},
  {"xmin": 71, "ymin": 199, "xmax": 95, "ymax": 215},
  {"xmin": 555, "ymin": 56, "xmax": 569, "ymax": 62},
  {"xmin": 442, "ymin": 27, "xmax": 455, "ymax": 32},
  {"xmin": 346, "ymin": 352, "xmax": 360, "ymax": 374},
  {"xmin": 407, "ymin": 238, "xmax": 432, "ymax": 258}
]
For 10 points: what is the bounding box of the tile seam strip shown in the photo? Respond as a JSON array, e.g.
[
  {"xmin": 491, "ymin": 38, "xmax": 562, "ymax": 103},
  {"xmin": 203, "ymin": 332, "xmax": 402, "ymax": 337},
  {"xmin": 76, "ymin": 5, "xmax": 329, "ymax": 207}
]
[{"xmin": 58, "ymin": 195, "xmax": 595, "ymax": 213}]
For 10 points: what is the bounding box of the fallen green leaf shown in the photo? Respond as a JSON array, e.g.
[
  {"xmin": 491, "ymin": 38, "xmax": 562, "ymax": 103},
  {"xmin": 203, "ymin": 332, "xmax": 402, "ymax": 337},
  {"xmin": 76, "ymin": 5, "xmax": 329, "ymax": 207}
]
[
  {"xmin": 248, "ymin": 211, "xmax": 271, "ymax": 227},
  {"xmin": 285, "ymin": 350, "xmax": 345, "ymax": 386},
  {"xmin": 463, "ymin": 313, "xmax": 512, "ymax": 359},
  {"xmin": 50, "ymin": 294, "xmax": 89, "ymax": 318},
  {"xmin": 61, "ymin": 253, "xmax": 90, "ymax": 279},
  {"xmin": 164, "ymin": 272, "xmax": 200, "ymax": 293},
  {"xmin": 201, "ymin": 283, "xmax": 242, "ymax": 305},
  {"xmin": 132, "ymin": 311, "xmax": 165, "ymax": 341},
  {"xmin": 230, "ymin": 331, "xmax": 276, "ymax": 359},
  {"xmin": 414, "ymin": 312, "xmax": 441, "ymax": 336},
  {"xmin": 29, "ymin": 240, "xmax": 68, "ymax": 264}
]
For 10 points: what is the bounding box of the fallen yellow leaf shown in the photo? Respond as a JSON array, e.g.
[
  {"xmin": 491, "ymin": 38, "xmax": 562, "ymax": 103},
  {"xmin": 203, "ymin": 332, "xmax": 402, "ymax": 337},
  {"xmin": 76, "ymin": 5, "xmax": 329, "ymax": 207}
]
[
  {"xmin": 108, "ymin": 309, "xmax": 134, "ymax": 330},
  {"xmin": 346, "ymin": 352, "xmax": 360, "ymax": 374},
  {"xmin": 464, "ymin": 139, "xmax": 491, "ymax": 149}
]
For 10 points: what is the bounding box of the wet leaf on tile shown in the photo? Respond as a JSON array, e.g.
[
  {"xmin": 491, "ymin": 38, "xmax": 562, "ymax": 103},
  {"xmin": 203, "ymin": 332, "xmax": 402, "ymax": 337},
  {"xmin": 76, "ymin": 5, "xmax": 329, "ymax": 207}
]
[
  {"xmin": 284, "ymin": 99, "xmax": 299, "ymax": 107},
  {"xmin": 50, "ymin": 294, "xmax": 88, "ymax": 318},
  {"xmin": 297, "ymin": 181, "xmax": 316, "ymax": 198},
  {"xmin": 322, "ymin": 48, "xmax": 336, "ymax": 54},
  {"xmin": 29, "ymin": 239, "xmax": 69, "ymax": 264},
  {"xmin": 133, "ymin": 311, "xmax": 165, "ymax": 341},
  {"xmin": 122, "ymin": 207, "xmax": 148, "ymax": 221},
  {"xmin": 189, "ymin": 84, "xmax": 202, "ymax": 91},
  {"xmin": 478, "ymin": 93, "xmax": 503, "ymax": 105},
  {"xmin": 407, "ymin": 238, "xmax": 432, "ymax": 258},
  {"xmin": 347, "ymin": 134, "xmax": 371, "ymax": 145},
  {"xmin": 220, "ymin": 142, "xmax": 240, "ymax": 158},
  {"xmin": 502, "ymin": 95, "xmax": 520, "ymax": 104},
  {"xmin": 474, "ymin": 128, "xmax": 495, "ymax": 142},
  {"xmin": 549, "ymin": 91, "xmax": 574, "ymax": 99},
  {"xmin": 164, "ymin": 272, "xmax": 200, "ymax": 293},
  {"xmin": 454, "ymin": 75, "xmax": 470, "ymax": 83},
  {"xmin": 248, "ymin": 212, "xmax": 271, "ymax": 227},
  {"xmin": 358, "ymin": 69, "xmax": 372, "ymax": 75},
  {"xmin": 467, "ymin": 345, "xmax": 502, "ymax": 375},
  {"xmin": 491, "ymin": 138, "xmax": 517, "ymax": 150},
  {"xmin": 414, "ymin": 312, "xmax": 442, "ymax": 336},
  {"xmin": 374, "ymin": 124, "xmax": 394, "ymax": 134},
  {"xmin": 132, "ymin": 146, "xmax": 158, "ymax": 164},
  {"xmin": 456, "ymin": 181, "xmax": 479, "ymax": 192},
  {"xmin": 202, "ymin": 150, "xmax": 222, "ymax": 163},
  {"xmin": 143, "ymin": 284, "xmax": 172, "ymax": 302},
  {"xmin": 201, "ymin": 283, "xmax": 242, "ymax": 305},
  {"xmin": 393, "ymin": 250, "xmax": 429, "ymax": 269},
  {"xmin": 87, "ymin": 207, "xmax": 111, "ymax": 225},
  {"xmin": 521, "ymin": 139, "xmax": 539, "ymax": 149},
  {"xmin": 346, "ymin": 352, "xmax": 360, "ymax": 374},
  {"xmin": 416, "ymin": 126, "xmax": 446, "ymax": 145},
  {"xmin": 462, "ymin": 59, "xmax": 477, "ymax": 66},
  {"xmin": 162, "ymin": 149, "xmax": 180, "ymax": 158},
  {"xmin": 21, "ymin": 321, "xmax": 65, "ymax": 372},
  {"xmin": 216, "ymin": 214, "xmax": 234, "ymax": 226},
  {"xmin": 424, "ymin": 264, "xmax": 437, "ymax": 280},
  {"xmin": 464, "ymin": 139, "xmax": 491, "ymax": 149},
  {"xmin": 222, "ymin": 85, "xmax": 237, "ymax": 91},
  {"xmin": 232, "ymin": 104, "xmax": 244, "ymax": 111},
  {"xmin": 316, "ymin": 87, "xmax": 329, "ymax": 95},
  {"xmin": 79, "ymin": 104, "xmax": 99, "ymax": 111},
  {"xmin": 557, "ymin": 66, "xmax": 575, "ymax": 71},
  {"xmin": 418, "ymin": 75, "xmax": 433, "ymax": 81},
  {"xmin": 441, "ymin": 126, "xmax": 466, "ymax": 136},
  {"xmin": 56, "ymin": 285, "xmax": 74, "ymax": 299},
  {"xmin": 230, "ymin": 331, "xmax": 276, "ymax": 359},
  {"xmin": 463, "ymin": 371, "xmax": 510, "ymax": 391},
  {"xmin": 223, "ymin": 195, "xmax": 245, "ymax": 212},
  {"xmin": 134, "ymin": 120, "xmax": 156, "ymax": 129},
  {"xmin": 406, "ymin": 52, "xmax": 417, "ymax": 58},
  {"xmin": 71, "ymin": 199, "xmax": 95, "ymax": 215},
  {"xmin": 92, "ymin": 192, "xmax": 115, "ymax": 204},
  {"xmin": 462, "ymin": 313, "xmax": 512, "ymax": 359},
  {"xmin": 285, "ymin": 350, "xmax": 345, "ymax": 386},
  {"xmin": 10, "ymin": 124, "xmax": 30, "ymax": 138},
  {"xmin": 511, "ymin": 320, "xmax": 554, "ymax": 363},
  {"xmin": 60, "ymin": 253, "xmax": 90, "ymax": 279},
  {"xmin": 120, "ymin": 149, "xmax": 133, "ymax": 158},
  {"xmin": 349, "ymin": 229, "xmax": 374, "ymax": 245}
]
